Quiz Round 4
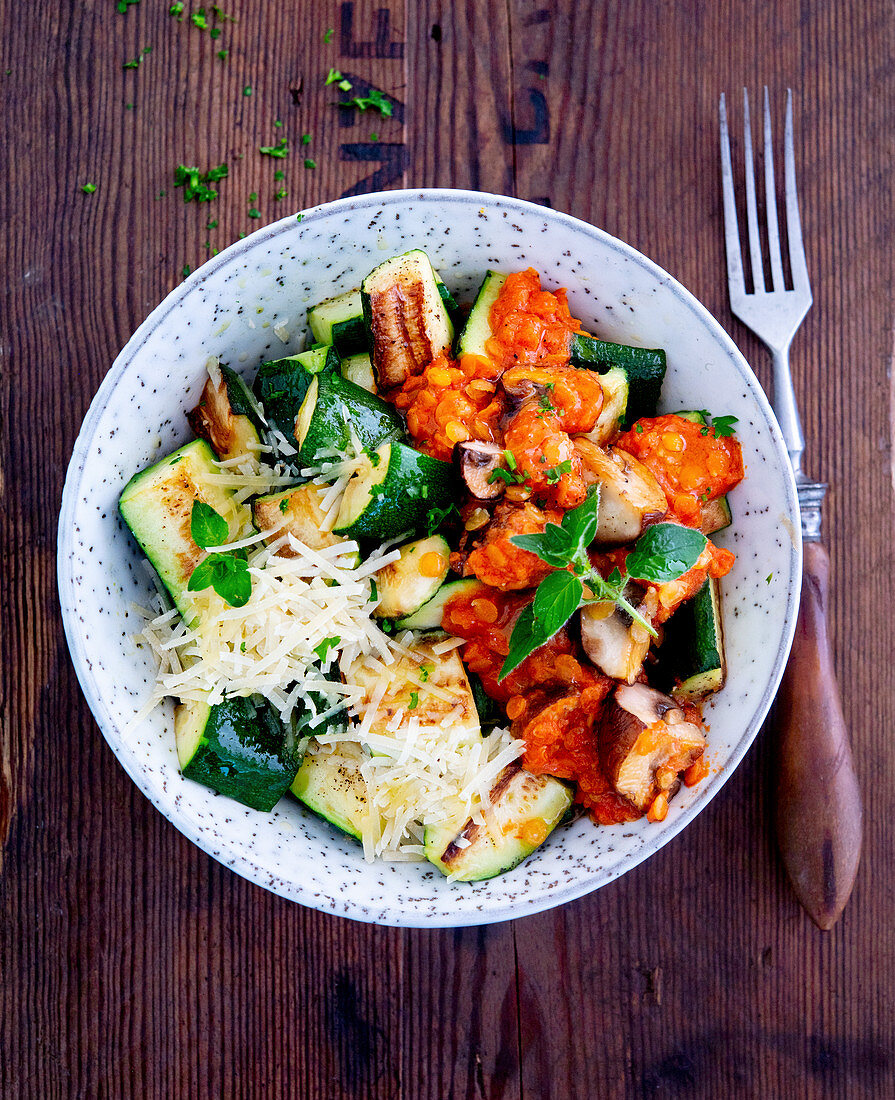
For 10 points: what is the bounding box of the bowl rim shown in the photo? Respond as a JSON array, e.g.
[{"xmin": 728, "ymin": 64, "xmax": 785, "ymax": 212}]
[{"xmin": 58, "ymin": 187, "xmax": 802, "ymax": 926}]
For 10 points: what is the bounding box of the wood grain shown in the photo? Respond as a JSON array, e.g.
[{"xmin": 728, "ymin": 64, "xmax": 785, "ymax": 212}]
[{"xmin": 3, "ymin": 1, "xmax": 895, "ymax": 1097}]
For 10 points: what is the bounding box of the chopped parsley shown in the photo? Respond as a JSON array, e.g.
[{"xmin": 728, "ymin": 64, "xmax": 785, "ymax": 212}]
[
  {"xmin": 545, "ymin": 459, "xmax": 572, "ymax": 485},
  {"xmin": 301, "ymin": 133, "xmax": 311, "ymax": 145},
  {"xmin": 174, "ymin": 163, "xmax": 228, "ymax": 203},
  {"xmin": 323, "ymin": 26, "xmax": 334, "ymax": 42},
  {"xmin": 123, "ymin": 46, "xmax": 152, "ymax": 69},
  {"xmin": 243, "ymin": 85, "xmax": 252, "ymax": 96},
  {"xmin": 116, "ymin": 0, "xmax": 139, "ymax": 11},
  {"xmin": 81, "ymin": 182, "xmax": 97, "ymax": 194},
  {"xmin": 325, "ymin": 68, "xmax": 345, "ymax": 86},
  {"xmin": 169, "ymin": 2, "xmax": 184, "ymax": 17},
  {"xmin": 304, "ymin": 158, "xmax": 316, "ymax": 169},
  {"xmin": 182, "ymin": 264, "xmax": 191, "ymax": 277},
  {"xmin": 408, "ymin": 691, "xmax": 419, "ymax": 710},
  {"xmin": 217, "ymin": 49, "xmax": 228, "ymax": 60},
  {"xmin": 370, "ymin": 131, "xmax": 379, "ymax": 142},
  {"xmin": 313, "ymin": 636, "xmax": 341, "ymax": 663},
  {"xmin": 766, "ymin": 573, "xmax": 773, "ymax": 584},
  {"xmin": 275, "ymin": 188, "xmax": 288, "ymax": 200},
  {"xmin": 419, "ymin": 665, "xmax": 431, "ymax": 682},
  {"xmin": 248, "ymin": 209, "xmax": 261, "ymax": 219},
  {"xmin": 278, "ymin": 498, "xmax": 289, "ymax": 514},
  {"xmin": 259, "ymin": 138, "xmax": 289, "ymax": 158},
  {"xmin": 340, "ymin": 88, "xmax": 394, "ymax": 117}
]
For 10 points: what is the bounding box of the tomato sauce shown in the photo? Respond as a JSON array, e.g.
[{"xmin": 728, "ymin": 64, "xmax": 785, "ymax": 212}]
[
  {"xmin": 616, "ymin": 414, "xmax": 744, "ymax": 527},
  {"xmin": 443, "ymin": 587, "xmax": 638, "ymax": 822},
  {"xmin": 392, "ymin": 351, "xmax": 505, "ymax": 461}
]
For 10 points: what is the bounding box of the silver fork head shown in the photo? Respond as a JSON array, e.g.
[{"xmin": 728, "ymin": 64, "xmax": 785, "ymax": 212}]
[{"xmin": 720, "ymin": 87, "xmax": 813, "ymax": 354}]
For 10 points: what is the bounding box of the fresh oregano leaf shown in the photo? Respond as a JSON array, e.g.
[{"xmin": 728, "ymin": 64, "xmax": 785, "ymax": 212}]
[
  {"xmin": 498, "ymin": 604, "xmax": 558, "ymax": 681},
  {"xmin": 710, "ymin": 414, "xmax": 739, "ymax": 438},
  {"xmin": 532, "ymin": 570, "xmax": 583, "ymax": 633},
  {"xmin": 187, "ymin": 550, "xmax": 251, "ymax": 607},
  {"xmin": 626, "ymin": 523, "xmax": 707, "ymax": 583},
  {"xmin": 559, "ymin": 484, "xmax": 600, "ymax": 556},
  {"xmin": 511, "ymin": 525, "xmax": 574, "ymax": 568},
  {"xmin": 190, "ymin": 500, "xmax": 229, "ymax": 548}
]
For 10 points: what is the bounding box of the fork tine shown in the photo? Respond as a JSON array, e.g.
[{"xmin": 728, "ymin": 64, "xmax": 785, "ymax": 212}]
[
  {"xmin": 784, "ymin": 89, "xmax": 812, "ymax": 295},
  {"xmin": 742, "ymin": 89, "xmax": 766, "ymax": 292},
  {"xmin": 763, "ymin": 87, "xmax": 786, "ymax": 291},
  {"xmin": 719, "ymin": 93, "xmax": 747, "ymax": 299}
]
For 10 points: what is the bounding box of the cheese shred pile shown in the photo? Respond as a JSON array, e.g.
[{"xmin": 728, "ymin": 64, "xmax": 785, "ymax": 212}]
[{"xmin": 133, "ymin": 453, "xmax": 525, "ymax": 861}]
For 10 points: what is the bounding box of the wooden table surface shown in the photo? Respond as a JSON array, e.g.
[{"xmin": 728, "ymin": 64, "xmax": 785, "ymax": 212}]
[{"xmin": 3, "ymin": 1, "xmax": 893, "ymax": 1097}]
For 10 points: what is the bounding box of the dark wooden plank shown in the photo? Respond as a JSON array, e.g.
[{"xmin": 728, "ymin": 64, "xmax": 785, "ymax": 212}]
[{"xmin": 502, "ymin": 2, "xmax": 895, "ymax": 1098}]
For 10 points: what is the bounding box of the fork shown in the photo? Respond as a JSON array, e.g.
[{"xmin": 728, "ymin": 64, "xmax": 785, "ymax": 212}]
[{"xmin": 720, "ymin": 89, "xmax": 862, "ymax": 929}]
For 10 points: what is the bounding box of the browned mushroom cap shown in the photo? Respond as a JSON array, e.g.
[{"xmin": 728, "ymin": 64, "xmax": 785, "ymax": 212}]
[
  {"xmin": 580, "ymin": 584, "xmax": 653, "ymax": 683},
  {"xmin": 576, "ymin": 441, "xmax": 667, "ymax": 545},
  {"xmin": 598, "ymin": 683, "xmax": 706, "ymax": 812},
  {"xmin": 454, "ymin": 441, "xmax": 507, "ymax": 500}
]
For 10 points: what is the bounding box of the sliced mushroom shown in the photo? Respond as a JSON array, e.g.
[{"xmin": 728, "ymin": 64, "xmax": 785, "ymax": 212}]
[
  {"xmin": 580, "ymin": 583, "xmax": 653, "ymax": 683},
  {"xmin": 454, "ymin": 441, "xmax": 507, "ymax": 500},
  {"xmin": 598, "ymin": 683, "xmax": 706, "ymax": 812},
  {"xmin": 575, "ymin": 440, "xmax": 667, "ymax": 544}
]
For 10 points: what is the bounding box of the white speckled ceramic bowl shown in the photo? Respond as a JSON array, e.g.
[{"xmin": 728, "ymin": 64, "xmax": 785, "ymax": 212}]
[{"xmin": 58, "ymin": 189, "xmax": 800, "ymax": 927}]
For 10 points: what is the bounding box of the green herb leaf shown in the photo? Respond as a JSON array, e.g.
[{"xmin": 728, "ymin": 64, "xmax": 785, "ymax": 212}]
[
  {"xmin": 339, "ymin": 88, "xmax": 394, "ymax": 117},
  {"xmin": 259, "ymin": 138, "xmax": 289, "ymax": 158},
  {"xmin": 190, "ymin": 500, "xmax": 229, "ymax": 548},
  {"xmin": 710, "ymin": 414, "xmax": 739, "ymax": 437},
  {"xmin": 419, "ymin": 665, "xmax": 431, "ymax": 682},
  {"xmin": 81, "ymin": 182, "xmax": 97, "ymax": 194},
  {"xmin": 187, "ymin": 551, "xmax": 251, "ymax": 607},
  {"xmin": 313, "ymin": 635, "xmax": 341, "ymax": 662},
  {"xmin": 625, "ymin": 523, "xmax": 707, "ymax": 583},
  {"xmin": 532, "ymin": 570, "xmax": 583, "ymax": 634},
  {"xmin": 304, "ymin": 158, "xmax": 316, "ymax": 169},
  {"xmin": 408, "ymin": 691, "xmax": 419, "ymax": 710},
  {"xmin": 498, "ymin": 604, "xmax": 557, "ymax": 681},
  {"xmin": 325, "ymin": 68, "xmax": 343, "ymax": 85},
  {"xmin": 544, "ymin": 459, "xmax": 572, "ymax": 485},
  {"xmin": 511, "ymin": 523, "xmax": 574, "ymax": 568},
  {"xmin": 278, "ymin": 497, "xmax": 289, "ymax": 514},
  {"xmin": 323, "ymin": 26, "xmax": 334, "ymax": 42}
]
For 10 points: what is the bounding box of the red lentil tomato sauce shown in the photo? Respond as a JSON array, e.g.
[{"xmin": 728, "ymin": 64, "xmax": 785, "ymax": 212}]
[
  {"xmin": 391, "ymin": 269, "xmax": 585, "ymax": 462},
  {"xmin": 427, "ymin": 268, "xmax": 744, "ymax": 828},
  {"xmin": 616, "ymin": 414, "xmax": 744, "ymax": 527}
]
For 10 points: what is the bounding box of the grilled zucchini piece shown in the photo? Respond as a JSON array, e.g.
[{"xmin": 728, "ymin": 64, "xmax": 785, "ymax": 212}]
[
  {"xmin": 254, "ymin": 346, "xmax": 341, "ymax": 446},
  {"xmin": 373, "ymin": 534, "xmax": 450, "ymax": 619},
  {"xmin": 187, "ymin": 364, "xmax": 266, "ymax": 462},
  {"xmin": 569, "ymin": 334, "xmax": 667, "ymax": 422},
  {"xmin": 176, "ymin": 694, "xmax": 302, "ymax": 812},
  {"xmin": 395, "ymin": 577, "xmax": 487, "ymax": 630},
  {"xmin": 307, "ymin": 289, "xmax": 368, "ymax": 355},
  {"xmin": 340, "ymin": 351, "xmax": 377, "ymax": 393},
  {"xmin": 361, "ymin": 250, "xmax": 454, "ymax": 390},
  {"xmin": 118, "ymin": 439, "xmax": 250, "ymax": 623},
  {"xmin": 291, "ymin": 743, "xmax": 370, "ymax": 840},
  {"xmin": 456, "ymin": 271, "xmax": 507, "ymax": 358},
  {"xmin": 252, "ymin": 482, "xmax": 355, "ymax": 559},
  {"xmin": 582, "ymin": 366, "xmax": 629, "ymax": 446},
  {"xmin": 294, "ymin": 372, "xmax": 402, "ymax": 467},
  {"xmin": 656, "ymin": 576, "xmax": 726, "ymax": 699},
  {"xmin": 334, "ymin": 441, "xmax": 455, "ymax": 541},
  {"xmin": 424, "ymin": 761, "xmax": 572, "ymax": 881}
]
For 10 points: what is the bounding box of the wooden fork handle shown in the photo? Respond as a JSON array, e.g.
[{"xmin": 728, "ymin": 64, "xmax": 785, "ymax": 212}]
[{"xmin": 775, "ymin": 541, "xmax": 862, "ymax": 929}]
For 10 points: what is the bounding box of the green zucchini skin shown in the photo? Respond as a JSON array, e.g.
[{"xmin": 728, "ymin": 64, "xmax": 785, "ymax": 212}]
[
  {"xmin": 456, "ymin": 271, "xmax": 507, "ymax": 357},
  {"xmin": 569, "ymin": 333, "xmax": 667, "ymax": 422},
  {"xmin": 394, "ymin": 576, "xmax": 487, "ymax": 630},
  {"xmin": 176, "ymin": 695, "xmax": 303, "ymax": 812},
  {"xmin": 307, "ymin": 289, "xmax": 368, "ymax": 355},
  {"xmin": 373, "ymin": 534, "xmax": 451, "ymax": 619},
  {"xmin": 254, "ymin": 347, "xmax": 341, "ymax": 443},
  {"xmin": 334, "ymin": 441, "xmax": 456, "ymax": 540},
  {"xmin": 468, "ymin": 672, "xmax": 506, "ymax": 735},
  {"xmin": 340, "ymin": 352, "xmax": 377, "ymax": 393},
  {"xmin": 435, "ymin": 278, "xmax": 464, "ymax": 330},
  {"xmin": 657, "ymin": 576, "xmax": 726, "ymax": 699},
  {"xmin": 290, "ymin": 744, "xmax": 368, "ymax": 840},
  {"xmin": 220, "ymin": 365, "xmax": 267, "ymax": 433},
  {"xmin": 118, "ymin": 439, "xmax": 249, "ymax": 623},
  {"xmin": 296, "ymin": 372, "xmax": 403, "ymax": 467}
]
